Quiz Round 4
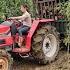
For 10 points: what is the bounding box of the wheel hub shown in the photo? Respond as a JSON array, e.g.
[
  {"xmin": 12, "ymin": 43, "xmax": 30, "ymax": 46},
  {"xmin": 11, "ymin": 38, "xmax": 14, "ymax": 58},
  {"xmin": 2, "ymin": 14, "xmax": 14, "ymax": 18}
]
[
  {"xmin": 0, "ymin": 58, "xmax": 8, "ymax": 70},
  {"xmin": 45, "ymin": 43, "xmax": 51, "ymax": 51},
  {"xmin": 43, "ymin": 37, "xmax": 52, "ymax": 53},
  {"xmin": 43, "ymin": 34, "xmax": 57, "ymax": 57}
]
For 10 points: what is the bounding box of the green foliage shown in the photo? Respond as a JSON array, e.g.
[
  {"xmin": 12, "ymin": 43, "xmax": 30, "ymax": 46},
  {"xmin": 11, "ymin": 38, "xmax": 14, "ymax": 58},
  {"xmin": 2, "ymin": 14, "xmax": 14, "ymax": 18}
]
[
  {"xmin": 63, "ymin": 1, "xmax": 70, "ymax": 45},
  {"xmin": 0, "ymin": 0, "xmax": 34, "ymax": 18},
  {"xmin": 56, "ymin": 1, "xmax": 70, "ymax": 44}
]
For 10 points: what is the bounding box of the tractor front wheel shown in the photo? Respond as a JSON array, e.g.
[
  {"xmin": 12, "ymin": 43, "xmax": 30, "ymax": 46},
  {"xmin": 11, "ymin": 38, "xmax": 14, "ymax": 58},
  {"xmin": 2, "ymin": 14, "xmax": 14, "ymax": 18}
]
[{"xmin": 0, "ymin": 50, "xmax": 13, "ymax": 70}]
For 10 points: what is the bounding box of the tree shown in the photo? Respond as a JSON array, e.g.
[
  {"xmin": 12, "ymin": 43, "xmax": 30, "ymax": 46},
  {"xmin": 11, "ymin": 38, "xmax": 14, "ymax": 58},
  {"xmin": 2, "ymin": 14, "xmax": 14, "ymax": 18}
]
[
  {"xmin": 0, "ymin": 0, "xmax": 34, "ymax": 18},
  {"xmin": 53, "ymin": 0, "xmax": 70, "ymax": 45},
  {"xmin": 58, "ymin": 1, "xmax": 70, "ymax": 45}
]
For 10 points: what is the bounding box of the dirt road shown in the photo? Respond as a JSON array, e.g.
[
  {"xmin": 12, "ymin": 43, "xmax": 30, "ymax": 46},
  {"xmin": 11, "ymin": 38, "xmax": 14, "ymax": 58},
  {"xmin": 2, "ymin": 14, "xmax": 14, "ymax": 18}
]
[{"xmin": 13, "ymin": 50, "xmax": 70, "ymax": 70}]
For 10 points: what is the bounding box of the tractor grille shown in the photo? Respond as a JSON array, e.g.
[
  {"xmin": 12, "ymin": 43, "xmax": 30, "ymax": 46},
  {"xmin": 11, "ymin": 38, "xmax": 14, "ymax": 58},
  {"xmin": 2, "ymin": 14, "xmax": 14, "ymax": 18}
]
[{"xmin": 0, "ymin": 39, "xmax": 5, "ymax": 44}]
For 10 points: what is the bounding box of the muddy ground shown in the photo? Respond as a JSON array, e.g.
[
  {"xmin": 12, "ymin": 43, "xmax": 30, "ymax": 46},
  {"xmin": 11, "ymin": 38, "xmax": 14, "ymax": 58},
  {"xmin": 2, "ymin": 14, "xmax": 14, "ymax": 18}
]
[{"xmin": 13, "ymin": 49, "xmax": 70, "ymax": 70}]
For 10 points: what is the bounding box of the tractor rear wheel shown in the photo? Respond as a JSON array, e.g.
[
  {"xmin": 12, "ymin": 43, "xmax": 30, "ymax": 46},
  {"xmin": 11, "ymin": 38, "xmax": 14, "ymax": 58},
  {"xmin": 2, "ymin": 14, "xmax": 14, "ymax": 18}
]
[
  {"xmin": 32, "ymin": 25, "xmax": 60, "ymax": 64},
  {"xmin": 0, "ymin": 50, "xmax": 13, "ymax": 70}
]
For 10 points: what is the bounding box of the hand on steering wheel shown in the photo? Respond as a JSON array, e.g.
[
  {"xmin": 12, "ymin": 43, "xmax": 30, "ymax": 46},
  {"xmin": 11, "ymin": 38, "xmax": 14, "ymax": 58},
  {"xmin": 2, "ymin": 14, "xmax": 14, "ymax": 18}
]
[{"xmin": 7, "ymin": 18, "xmax": 23, "ymax": 27}]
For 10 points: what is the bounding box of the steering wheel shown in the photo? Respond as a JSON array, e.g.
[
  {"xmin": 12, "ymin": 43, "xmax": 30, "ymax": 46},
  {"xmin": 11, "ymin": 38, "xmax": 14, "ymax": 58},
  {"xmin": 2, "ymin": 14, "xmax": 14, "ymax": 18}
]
[{"xmin": 7, "ymin": 19, "xmax": 23, "ymax": 27}]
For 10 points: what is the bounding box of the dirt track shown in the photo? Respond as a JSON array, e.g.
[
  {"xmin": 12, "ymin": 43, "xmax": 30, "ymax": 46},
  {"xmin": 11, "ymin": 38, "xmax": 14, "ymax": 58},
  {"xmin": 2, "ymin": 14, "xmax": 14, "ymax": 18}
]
[{"xmin": 13, "ymin": 49, "xmax": 70, "ymax": 70}]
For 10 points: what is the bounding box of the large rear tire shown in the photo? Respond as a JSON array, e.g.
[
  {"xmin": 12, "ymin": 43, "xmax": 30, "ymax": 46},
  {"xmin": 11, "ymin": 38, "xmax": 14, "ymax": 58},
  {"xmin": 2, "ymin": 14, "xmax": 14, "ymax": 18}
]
[
  {"xmin": 0, "ymin": 49, "xmax": 13, "ymax": 70},
  {"xmin": 32, "ymin": 25, "xmax": 60, "ymax": 64}
]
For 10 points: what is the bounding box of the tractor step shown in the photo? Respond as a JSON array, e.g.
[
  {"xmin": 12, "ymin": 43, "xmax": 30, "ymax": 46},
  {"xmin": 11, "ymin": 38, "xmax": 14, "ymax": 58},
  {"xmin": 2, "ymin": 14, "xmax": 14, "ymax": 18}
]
[
  {"xmin": 19, "ymin": 53, "xmax": 34, "ymax": 60},
  {"xmin": 19, "ymin": 53, "xmax": 29, "ymax": 58},
  {"xmin": 12, "ymin": 48, "xmax": 30, "ymax": 53}
]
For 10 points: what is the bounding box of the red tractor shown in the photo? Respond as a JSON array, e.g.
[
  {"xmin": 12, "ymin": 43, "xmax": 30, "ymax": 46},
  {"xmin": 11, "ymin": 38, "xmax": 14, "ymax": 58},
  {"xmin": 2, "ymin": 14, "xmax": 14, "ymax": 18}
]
[{"xmin": 0, "ymin": 18, "xmax": 60, "ymax": 70}]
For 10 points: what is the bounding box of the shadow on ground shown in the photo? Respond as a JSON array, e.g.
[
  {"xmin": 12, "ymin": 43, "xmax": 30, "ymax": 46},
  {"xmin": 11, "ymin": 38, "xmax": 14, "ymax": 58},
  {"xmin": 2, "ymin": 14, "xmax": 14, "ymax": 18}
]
[{"xmin": 13, "ymin": 48, "xmax": 70, "ymax": 70}]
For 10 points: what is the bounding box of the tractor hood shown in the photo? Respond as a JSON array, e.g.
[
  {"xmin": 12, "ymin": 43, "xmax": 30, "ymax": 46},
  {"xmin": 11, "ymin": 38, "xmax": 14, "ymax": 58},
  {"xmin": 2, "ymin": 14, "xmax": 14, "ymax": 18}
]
[{"xmin": 0, "ymin": 25, "xmax": 10, "ymax": 34}]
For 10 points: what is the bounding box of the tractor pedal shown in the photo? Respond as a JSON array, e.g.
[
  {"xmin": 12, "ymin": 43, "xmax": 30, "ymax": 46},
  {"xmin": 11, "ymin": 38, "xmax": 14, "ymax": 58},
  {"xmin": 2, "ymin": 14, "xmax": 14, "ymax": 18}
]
[{"xmin": 19, "ymin": 53, "xmax": 34, "ymax": 60}]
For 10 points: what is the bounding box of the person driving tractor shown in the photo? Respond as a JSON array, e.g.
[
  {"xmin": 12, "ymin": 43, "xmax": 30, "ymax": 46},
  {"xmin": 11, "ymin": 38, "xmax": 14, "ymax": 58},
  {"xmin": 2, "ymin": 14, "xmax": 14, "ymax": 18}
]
[{"xmin": 9, "ymin": 4, "xmax": 32, "ymax": 47}]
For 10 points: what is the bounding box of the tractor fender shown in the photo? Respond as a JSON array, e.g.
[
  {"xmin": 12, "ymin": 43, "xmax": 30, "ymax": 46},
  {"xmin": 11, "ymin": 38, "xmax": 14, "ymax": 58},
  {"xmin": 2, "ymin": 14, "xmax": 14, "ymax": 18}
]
[{"xmin": 25, "ymin": 19, "xmax": 54, "ymax": 50}]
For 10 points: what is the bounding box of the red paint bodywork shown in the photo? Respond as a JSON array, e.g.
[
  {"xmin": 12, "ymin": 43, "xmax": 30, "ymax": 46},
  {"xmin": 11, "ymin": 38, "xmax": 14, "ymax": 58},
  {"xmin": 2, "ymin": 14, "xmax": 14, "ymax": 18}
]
[
  {"xmin": 0, "ymin": 36, "xmax": 13, "ymax": 47},
  {"xmin": 0, "ymin": 25, "xmax": 10, "ymax": 34},
  {"xmin": 0, "ymin": 19, "xmax": 54, "ymax": 53},
  {"xmin": 0, "ymin": 24, "xmax": 13, "ymax": 47}
]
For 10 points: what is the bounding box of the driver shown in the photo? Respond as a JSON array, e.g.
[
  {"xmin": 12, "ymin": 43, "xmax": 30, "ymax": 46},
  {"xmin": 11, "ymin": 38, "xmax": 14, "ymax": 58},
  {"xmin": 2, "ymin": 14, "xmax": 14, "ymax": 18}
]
[{"xmin": 9, "ymin": 4, "xmax": 32, "ymax": 47}]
